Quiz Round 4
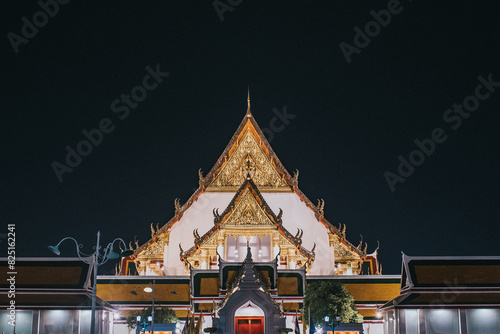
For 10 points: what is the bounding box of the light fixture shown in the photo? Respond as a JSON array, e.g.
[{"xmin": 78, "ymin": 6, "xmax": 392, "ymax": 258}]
[
  {"xmin": 137, "ymin": 315, "xmax": 141, "ymax": 321},
  {"xmin": 47, "ymin": 231, "xmax": 131, "ymax": 334},
  {"xmin": 376, "ymin": 307, "xmax": 382, "ymax": 319},
  {"xmin": 106, "ymin": 251, "xmax": 120, "ymax": 260},
  {"xmin": 48, "ymin": 245, "xmax": 60, "ymax": 255},
  {"xmin": 129, "ymin": 280, "xmax": 156, "ymax": 334},
  {"xmin": 324, "ymin": 315, "xmax": 330, "ymax": 322},
  {"xmin": 121, "ymin": 248, "xmax": 134, "ymax": 257}
]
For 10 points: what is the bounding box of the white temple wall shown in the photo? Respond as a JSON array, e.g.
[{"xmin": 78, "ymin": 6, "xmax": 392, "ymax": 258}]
[
  {"xmin": 164, "ymin": 192, "xmax": 234, "ymax": 275},
  {"xmin": 163, "ymin": 191, "xmax": 335, "ymax": 275},
  {"xmin": 262, "ymin": 193, "xmax": 335, "ymax": 275}
]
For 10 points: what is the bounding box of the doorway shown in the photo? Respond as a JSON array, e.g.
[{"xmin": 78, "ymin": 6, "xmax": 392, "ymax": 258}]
[{"xmin": 235, "ymin": 317, "xmax": 264, "ymax": 334}]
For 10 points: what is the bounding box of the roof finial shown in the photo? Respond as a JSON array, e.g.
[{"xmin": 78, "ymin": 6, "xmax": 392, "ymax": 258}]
[{"xmin": 246, "ymin": 86, "xmax": 251, "ymax": 117}]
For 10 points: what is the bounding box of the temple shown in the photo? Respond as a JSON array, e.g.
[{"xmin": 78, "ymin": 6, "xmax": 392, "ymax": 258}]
[
  {"xmin": 127, "ymin": 92, "xmax": 380, "ymax": 278},
  {"xmin": 107, "ymin": 93, "xmax": 396, "ymax": 334}
]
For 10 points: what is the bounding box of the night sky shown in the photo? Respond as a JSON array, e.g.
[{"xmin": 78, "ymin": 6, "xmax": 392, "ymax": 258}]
[{"xmin": 2, "ymin": 1, "xmax": 500, "ymax": 275}]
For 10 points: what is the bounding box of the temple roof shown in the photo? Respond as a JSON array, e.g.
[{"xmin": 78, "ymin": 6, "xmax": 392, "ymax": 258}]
[
  {"xmin": 382, "ymin": 254, "xmax": 500, "ymax": 309},
  {"xmin": 199, "ymin": 106, "xmax": 293, "ymax": 191},
  {"xmin": 237, "ymin": 245, "xmax": 263, "ymax": 290},
  {"xmin": 180, "ymin": 177, "xmax": 315, "ymax": 261},
  {"xmin": 400, "ymin": 254, "xmax": 500, "ymax": 292},
  {"xmin": 133, "ymin": 99, "xmax": 364, "ymax": 261}
]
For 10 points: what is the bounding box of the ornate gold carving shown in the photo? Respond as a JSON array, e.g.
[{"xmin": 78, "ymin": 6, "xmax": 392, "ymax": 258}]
[
  {"xmin": 193, "ymin": 229, "xmax": 202, "ymax": 246},
  {"xmin": 292, "ymin": 229, "xmax": 303, "ymax": 246},
  {"xmin": 329, "ymin": 232, "xmax": 360, "ymax": 260},
  {"xmin": 213, "ymin": 208, "xmax": 221, "ymax": 225},
  {"xmin": 198, "ymin": 168, "xmax": 205, "ymax": 186},
  {"xmin": 209, "ymin": 130, "xmax": 289, "ymax": 190},
  {"xmin": 179, "ymin": 243, "xmax": 185, "ymax": 260},
  {"xmin": 150, "ymin": 223, "xmax": 160, "ymax": 238},
  {"xmin": 138, "ymin": 233, "xmax": 169, "ymax": 259},
  {"xmin": 357, "ymin": 235, "xmax": 364, "ymax": 250},
  {"xmin": 336, "ymin": 223, "xmax": 346, "ymax": 238},
  {"xmin": 316, "ymin": 199, "xmax": 325, "ymax": 216},
  {"xmin": 134, "ymin": 231, "xmax": 172, "ymax": 275},
  {"xmin": 174, "ymin": 198, "xmax": 182, "ymax": 215},
  {"xmin": 292, "ymin": 169, "xmax": 299, "ymax": 186},
  {"xmin": 133, "ymin": 236, "xmax": 140, "ymax": 250},
  {"xmin": 223, "ymin": 188, "xmax": 274, "ymax": 226}
]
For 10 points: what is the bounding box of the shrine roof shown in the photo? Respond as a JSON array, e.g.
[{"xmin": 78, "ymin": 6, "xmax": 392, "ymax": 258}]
[
  {"xmin": 133, "ymin": 101, "xmax": 364, "ymax": 259},
  {"xmin": 400, "ymin": 254, "xmax": 500, "ymax": 291},
  {"xmin": 180, "ymin": 177, "xmax": 316, "ymax": 260}
]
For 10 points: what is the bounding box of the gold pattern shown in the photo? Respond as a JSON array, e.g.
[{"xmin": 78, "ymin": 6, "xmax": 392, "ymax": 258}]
[
  {"xmin": 134, "ymin": 231, "xmax": 170, "ymax": 275},
  {"xmin": 181, "ymin": 182, "xmax": 314, "ymax": 272},
  {"xmin": 133, "ymin": 105, "xmax": 380, "ymax": 277},
  {"xmin": 316, "ymin": 199, "xmax": 325, "ymax": 216},
  {"xmin": 174, "ymin": 198, "xmax": 182, "ymax": 215},
  {"xmin": 223, "ymin": 188, "xmax": 273, "ymax": 226},
  {"xmin": 292, "ymin": 169, "xmax": 299, "ymax": 186},
  {"xmin": 209, "ymin": 130, "xmax": 289, "ymax": 190},
  {"xmin": 328, "ymin": 232, "xmax": 363, "ymax": 275}
]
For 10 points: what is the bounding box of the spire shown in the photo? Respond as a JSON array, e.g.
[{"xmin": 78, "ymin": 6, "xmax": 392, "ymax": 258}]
[
  {"xmin": 246, "ymin": 86, "xmax": 251, "ymax": 117},
  {"xmin": 237, "ymin": 244, "xmax": 261, "ymax": 289},
  {"xmin": 245, "ymin": 242, "xmax": 252, "ymax": 262}
]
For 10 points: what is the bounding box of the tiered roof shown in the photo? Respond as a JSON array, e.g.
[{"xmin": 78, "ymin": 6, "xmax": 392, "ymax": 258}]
[
  {"xmin": 133, "ymin": 96, "xmax": 362, "ymax": 258},
  {"xmin": 180, "ymin": 177, "xmax": 315, "ymax": 262}
]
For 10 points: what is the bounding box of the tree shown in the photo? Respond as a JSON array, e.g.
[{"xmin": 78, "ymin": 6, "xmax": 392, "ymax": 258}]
[
  {"xmin": 126, "ymin": 306, "xmax": 179, "ymax": 329},
  {"xmin": 303, "ymin": 280, "xmax": 363, "ymax": 325}
]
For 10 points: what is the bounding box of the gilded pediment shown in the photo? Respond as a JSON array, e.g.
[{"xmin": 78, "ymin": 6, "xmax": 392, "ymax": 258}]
[
  {"xmin": 223, "ymin": 187, "xmax": 274, "ymax": 226},
  {"xmin": 329, "ymin": 232, "xmax": 361, "ymax": 260},
  {"xmin": 137, "ymin": 233, "xmax": 169, "ymax": 259},
  {"xmin": 208, "ymin": 128, "xmax": 290, "ymax": 191}
]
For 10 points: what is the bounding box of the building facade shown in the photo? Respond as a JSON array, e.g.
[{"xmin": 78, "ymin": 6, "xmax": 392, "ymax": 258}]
[
  {"xmin": 100, "ymin": 94, "xmax": 400, "ymax": 333},
  {"xmin": 381, "ymin": 254, "xmax": 500, "ymax": 334},
  {"xmin": 0, "ymin": 257, "xmax": 115, "ymax": 334}
]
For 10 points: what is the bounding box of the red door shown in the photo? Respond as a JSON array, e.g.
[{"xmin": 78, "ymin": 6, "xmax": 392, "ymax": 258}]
[{"xmin": 235, "ymin": 317, "xmax": 264, "ymax": 334}]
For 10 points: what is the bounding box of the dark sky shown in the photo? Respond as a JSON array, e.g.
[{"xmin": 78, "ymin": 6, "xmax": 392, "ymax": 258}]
[{"xmin": 2, "ymin": 1, "xmax": 500, "ymax": 274}]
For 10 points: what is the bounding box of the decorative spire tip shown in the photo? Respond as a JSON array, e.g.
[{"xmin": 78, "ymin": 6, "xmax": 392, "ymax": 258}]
[{"xmin": 246, "ymin": 86, "xmax": 251, "ymax": 117}]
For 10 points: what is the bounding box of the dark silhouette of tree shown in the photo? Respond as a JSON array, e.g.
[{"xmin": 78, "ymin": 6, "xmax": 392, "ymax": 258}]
[
  {"xmin": 126, "ymin": 306, "xmax": 178, "ymax": 329},
  {"xmin": 303, "ymin": 280, "xmax": 363, "ymax": 325}
]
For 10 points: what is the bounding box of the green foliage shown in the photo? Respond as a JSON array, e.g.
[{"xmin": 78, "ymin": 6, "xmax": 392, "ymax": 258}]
[
  {"xmin": 126, "ymin": 306, "xmax": 179, "ymax": 329},
  {"xmin": 302, "ymin": 280, "xmax": 363, "ymax": 325}
]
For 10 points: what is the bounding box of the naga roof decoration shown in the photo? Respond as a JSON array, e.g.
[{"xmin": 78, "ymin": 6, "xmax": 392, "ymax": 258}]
[{"xmin": 132, "ymin": 98, "xmax": 368, "ymax": 263}]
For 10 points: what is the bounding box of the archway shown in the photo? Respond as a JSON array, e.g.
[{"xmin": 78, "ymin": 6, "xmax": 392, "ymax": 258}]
[{"xmin": 234, "ymin": 301, "xmax": 264, "ymax": 334}]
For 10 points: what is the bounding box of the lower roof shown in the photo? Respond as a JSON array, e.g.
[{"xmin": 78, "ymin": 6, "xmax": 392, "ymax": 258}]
[
  {"xmin": 0, "ymin": 292, "xmax": 115, "ymax": 311},
  {"xmin": 383, "ymin": 291, "xmax": 500, "ymax": 309}
]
